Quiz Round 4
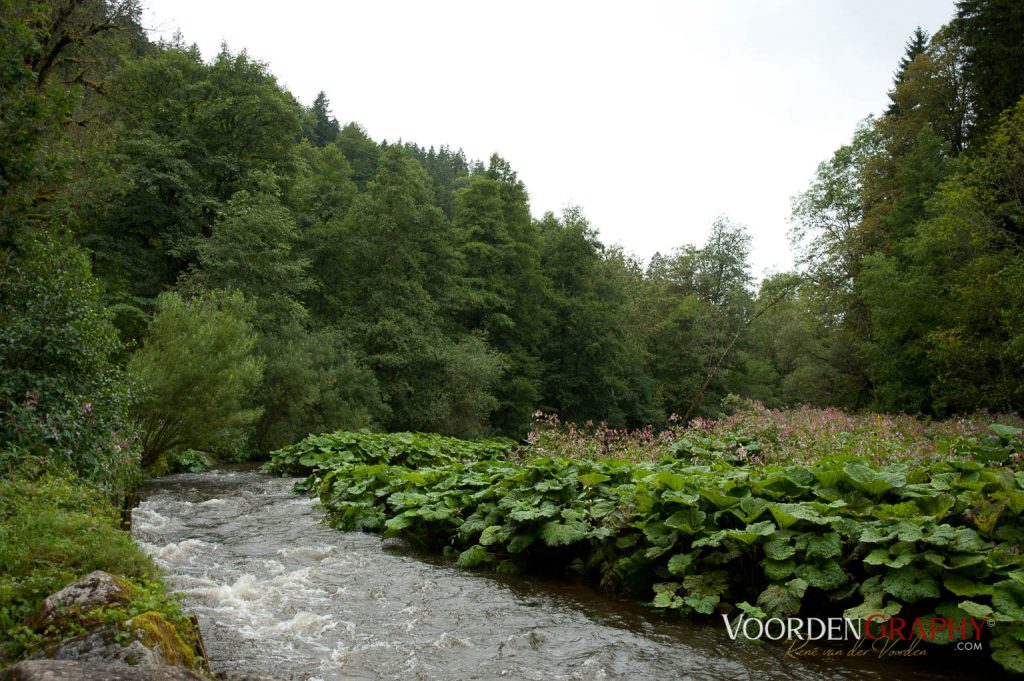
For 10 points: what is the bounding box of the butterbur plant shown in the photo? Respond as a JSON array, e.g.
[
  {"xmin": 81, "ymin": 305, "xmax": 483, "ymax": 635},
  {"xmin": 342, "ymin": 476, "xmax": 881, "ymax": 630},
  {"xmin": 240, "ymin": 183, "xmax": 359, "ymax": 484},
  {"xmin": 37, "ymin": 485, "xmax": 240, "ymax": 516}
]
[{"xmin": 270, "ymin": 426, "xmax": 1024, "ymax": 673}]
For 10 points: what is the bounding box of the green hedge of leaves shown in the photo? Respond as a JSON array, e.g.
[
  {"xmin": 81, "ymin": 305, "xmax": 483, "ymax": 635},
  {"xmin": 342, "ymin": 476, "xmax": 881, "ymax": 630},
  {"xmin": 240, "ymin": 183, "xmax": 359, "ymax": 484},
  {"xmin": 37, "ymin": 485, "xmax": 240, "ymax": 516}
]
[{"xmin": 262, "ymin": 430, "xmax": 516, "ymax": 475}]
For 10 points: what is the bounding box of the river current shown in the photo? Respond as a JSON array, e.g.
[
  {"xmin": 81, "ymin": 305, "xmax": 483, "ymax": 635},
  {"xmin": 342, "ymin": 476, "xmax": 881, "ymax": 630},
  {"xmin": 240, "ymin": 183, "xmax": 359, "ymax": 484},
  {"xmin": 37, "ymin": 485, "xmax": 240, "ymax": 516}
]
[{"xmin": 132, "ymin": 469, "xmax": 984, "ymax": 680}]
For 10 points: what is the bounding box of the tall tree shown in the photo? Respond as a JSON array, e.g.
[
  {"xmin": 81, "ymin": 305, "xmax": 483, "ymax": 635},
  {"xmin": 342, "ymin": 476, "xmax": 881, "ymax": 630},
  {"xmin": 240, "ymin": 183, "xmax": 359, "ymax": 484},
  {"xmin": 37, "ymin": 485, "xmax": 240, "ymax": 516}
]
[
  {"xmin": 886, "ymin": 27, "xmax": 929, "ymax": 117},
  {"xmin": 954, "ymin": 0, "xmax": 1024, "ymax": 139},
  {"xmin": 0, "ymin": 0, "xmax": 141, "ymax": 480},
  {"xmin": 129, "ymin": 290, "xmax": 263, "ymax": 465},
  {"xmin": 303, "ymin": 90, "xmax": 340, "ymax": 147},
  {"xmin": 338, "ymin": 147, "xmax": 501, "ymax": 433},
  {"xmin": 336, "ymin": 122, "xmax": 380, "ymax": 190},
  {"xmin": 907, "ymin": 99, "xmax": 1024, "ymax": 412},
  {"xmin": 192, "ymin": 189, "xmax": 382, "ymax": 452},
  {"xmin": 537, "ymin": 208, "xmax": 656, "ymax": 426},
  {"xmin": 451, "ymin": 155, "xmax": 552, "ymax": 433},
  {"xmin": 644, "ymin": 218, "xmax": 769, "ymax": 418},
  {"xmin": 789, "ymin": 122, "xmax": 883, "ymax": 408}
]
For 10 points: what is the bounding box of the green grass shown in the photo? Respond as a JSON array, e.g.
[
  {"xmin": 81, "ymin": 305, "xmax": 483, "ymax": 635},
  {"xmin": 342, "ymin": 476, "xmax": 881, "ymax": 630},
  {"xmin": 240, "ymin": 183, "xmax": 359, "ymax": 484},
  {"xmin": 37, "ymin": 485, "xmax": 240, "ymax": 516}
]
[{"xmin": 0, "ymin": 472, "xmax": 166, "ymax": 663}]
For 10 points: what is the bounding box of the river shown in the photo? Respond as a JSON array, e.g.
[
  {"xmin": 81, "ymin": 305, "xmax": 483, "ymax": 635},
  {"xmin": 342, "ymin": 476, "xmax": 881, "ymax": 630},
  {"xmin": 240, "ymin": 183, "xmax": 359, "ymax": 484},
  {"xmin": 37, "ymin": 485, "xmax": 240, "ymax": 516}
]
[{"xmin": 132, "ymin": 469, "xmax": 988, "ymax": 680}]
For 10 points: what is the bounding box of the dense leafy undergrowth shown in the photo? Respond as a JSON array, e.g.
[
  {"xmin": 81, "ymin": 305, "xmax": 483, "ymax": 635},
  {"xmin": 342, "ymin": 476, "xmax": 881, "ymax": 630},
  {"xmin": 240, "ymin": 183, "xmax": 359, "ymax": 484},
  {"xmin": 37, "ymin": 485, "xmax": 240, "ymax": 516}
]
[
  {"xmin": 0, "ymin": 467, "xmax": 191, "ymax": 664},
  {"xmin": 268, "ymin": 424, "xmax": 1024, "ymax": 673},
  {"xmin": 263, "ymin": 430, "xmax": 517, "ymax": 476}
]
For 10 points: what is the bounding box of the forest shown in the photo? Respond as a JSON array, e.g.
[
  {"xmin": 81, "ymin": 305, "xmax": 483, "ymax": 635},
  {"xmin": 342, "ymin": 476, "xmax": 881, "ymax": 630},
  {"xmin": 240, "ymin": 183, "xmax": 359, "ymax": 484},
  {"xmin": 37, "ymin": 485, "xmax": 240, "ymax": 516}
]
[
  {"xmin": 3, "ymin": 1, "xmax": 1024, "ymax": 479},
  {"xmin": 1, "ymin": 0, "xmax": 1024, "ymax": 673}
]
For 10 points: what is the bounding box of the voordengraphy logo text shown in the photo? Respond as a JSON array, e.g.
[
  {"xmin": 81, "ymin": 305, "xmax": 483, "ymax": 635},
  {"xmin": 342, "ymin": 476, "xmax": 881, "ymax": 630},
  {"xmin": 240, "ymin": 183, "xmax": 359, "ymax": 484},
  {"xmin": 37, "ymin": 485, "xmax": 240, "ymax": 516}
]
[{"xmin": 723, "ymin": 614, "xmax": 988, "ymax": 644}]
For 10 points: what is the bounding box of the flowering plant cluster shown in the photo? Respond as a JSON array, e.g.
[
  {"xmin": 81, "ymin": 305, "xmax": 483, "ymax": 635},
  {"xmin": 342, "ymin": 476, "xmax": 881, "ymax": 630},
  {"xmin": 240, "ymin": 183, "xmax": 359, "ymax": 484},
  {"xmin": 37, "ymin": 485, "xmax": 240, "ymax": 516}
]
[
  {"xmin": 1, "ymin": 389, "xmax": 141, "ymax": 494},
  {"xmin": 524, "ymin": 398, "xmax": 1024, "ymax": 467}
]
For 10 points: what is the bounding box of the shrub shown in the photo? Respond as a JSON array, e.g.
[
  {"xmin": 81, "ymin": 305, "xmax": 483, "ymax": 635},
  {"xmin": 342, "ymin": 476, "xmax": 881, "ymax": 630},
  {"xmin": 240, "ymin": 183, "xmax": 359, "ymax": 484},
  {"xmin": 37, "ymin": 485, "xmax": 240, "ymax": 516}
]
[
  {"xmin": 269, "ymin": 420, "xmax": 1024, "ymax": 673},
  {"xmin": 0, "ymin": 225, "xmax": 139, "ymax": 490},
  {"xmin": 129, "ymin": 290, "xmax": 263, "ymax": 465}
]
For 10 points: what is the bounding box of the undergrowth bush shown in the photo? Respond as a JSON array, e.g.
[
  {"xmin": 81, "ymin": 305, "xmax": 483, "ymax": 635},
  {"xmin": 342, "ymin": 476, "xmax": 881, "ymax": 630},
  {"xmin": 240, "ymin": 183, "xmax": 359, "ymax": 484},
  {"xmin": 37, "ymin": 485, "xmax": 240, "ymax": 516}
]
[
  {"xmin": 0, "ymin": 472, "xmax": 179, "ymax": 663},
  {"xmin": 263, "ymin": 430, "xmax": 516, "ymax": 476}
]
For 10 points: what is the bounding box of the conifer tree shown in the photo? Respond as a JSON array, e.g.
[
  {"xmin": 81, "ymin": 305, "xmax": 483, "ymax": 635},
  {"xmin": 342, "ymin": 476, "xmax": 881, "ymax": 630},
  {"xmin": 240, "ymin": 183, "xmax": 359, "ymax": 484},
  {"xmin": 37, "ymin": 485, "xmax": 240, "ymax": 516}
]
[{"xmin": 886, "ymin": 27, "xmax": 929, "ymax": 117}]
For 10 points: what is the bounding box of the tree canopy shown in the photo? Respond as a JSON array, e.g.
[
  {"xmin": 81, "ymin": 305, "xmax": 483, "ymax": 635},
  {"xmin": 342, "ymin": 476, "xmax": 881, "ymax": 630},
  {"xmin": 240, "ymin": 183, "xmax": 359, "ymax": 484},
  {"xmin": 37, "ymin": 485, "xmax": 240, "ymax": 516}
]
[{"xmin": 1, "ymin": 0, "xmax": 1021, "ymax": 477}]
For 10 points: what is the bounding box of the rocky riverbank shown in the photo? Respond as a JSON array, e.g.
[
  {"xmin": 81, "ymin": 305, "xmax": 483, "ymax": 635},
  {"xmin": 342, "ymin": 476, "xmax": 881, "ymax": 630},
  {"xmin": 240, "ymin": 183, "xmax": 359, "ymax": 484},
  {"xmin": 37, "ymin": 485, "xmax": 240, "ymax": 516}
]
[{"xmin": 0, "ymin": 571, "xmax": 208, "ymax": 680}]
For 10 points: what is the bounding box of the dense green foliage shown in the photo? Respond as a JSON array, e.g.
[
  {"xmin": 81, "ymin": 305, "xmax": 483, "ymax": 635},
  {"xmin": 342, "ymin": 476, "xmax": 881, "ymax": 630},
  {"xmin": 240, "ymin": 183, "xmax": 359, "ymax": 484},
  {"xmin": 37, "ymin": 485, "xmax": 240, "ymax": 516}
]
[
  {"xmin": 0, "ymin": 470, "xmax": 190, "ymax": 663},
  {"xmin": 263, "ymin": 430, "xmax": 517, "ymax": 476},
  {"xmin": 270, "ymin": 425, "xmax": 1024, "ymax": 672},
  {"xmin": 786, "ymin": 6, "xmax": 1024, "ymax": 415},
  {"xmin": 0, "ymin": 0, "xmax": 1021, "ymax": 674},
  {"xmin": 128, "ymin": 290, "xmax": 263, "ymax": 465},
  {"xmin": 3, "ymin": 0, "xmax": 1023, "ymax": 471}
]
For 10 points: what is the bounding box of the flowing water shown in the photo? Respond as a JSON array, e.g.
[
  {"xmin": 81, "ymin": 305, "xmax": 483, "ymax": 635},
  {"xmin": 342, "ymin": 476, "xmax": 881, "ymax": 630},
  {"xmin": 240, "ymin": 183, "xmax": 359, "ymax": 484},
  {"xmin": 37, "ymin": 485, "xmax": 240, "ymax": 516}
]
[{"xmin": 133, "ymin": 469, "xmax": 988, "ymax": 681}]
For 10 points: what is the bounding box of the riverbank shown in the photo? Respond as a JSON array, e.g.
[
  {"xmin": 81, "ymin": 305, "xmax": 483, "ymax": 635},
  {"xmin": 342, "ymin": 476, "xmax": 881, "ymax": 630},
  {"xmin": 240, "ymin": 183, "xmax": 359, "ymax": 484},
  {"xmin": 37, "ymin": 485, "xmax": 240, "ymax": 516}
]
[
  {"xmin": 0, "ymin": 470, "xmax": 207, "ymax": 675},
  {"xmin": 267, "ymin": 424, "xmax": 1024, "ymax": 676},
  {"xmin": 134, "ymin": 467, "xmax": 970, "ymax": 680}
]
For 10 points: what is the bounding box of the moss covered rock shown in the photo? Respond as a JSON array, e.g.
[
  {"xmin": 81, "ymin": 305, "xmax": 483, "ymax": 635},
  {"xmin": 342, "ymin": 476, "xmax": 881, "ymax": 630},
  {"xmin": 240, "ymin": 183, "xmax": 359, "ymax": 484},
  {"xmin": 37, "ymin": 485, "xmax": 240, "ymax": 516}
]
[
  {"xmin": 0, "ymin": 659, "xmax": 207, "ymax": 680},
  {"xmin": 35, "ymin": 611, "xmax": 205, "ymax": 671},
  {"xmin": 126, "ymin": 612, "xmax": 199, "ymax": 669},
  {"xmin": 30, "ymin": 571, "xmax": 136, "ymax": 631}
]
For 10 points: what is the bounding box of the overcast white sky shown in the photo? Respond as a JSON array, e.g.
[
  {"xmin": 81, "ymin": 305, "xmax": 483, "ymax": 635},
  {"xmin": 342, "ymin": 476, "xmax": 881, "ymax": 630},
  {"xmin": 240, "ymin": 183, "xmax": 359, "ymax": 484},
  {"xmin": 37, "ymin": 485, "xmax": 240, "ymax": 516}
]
[{"xmin": 142, "ymin": 0, "xmax": 957, "ymax": 277}]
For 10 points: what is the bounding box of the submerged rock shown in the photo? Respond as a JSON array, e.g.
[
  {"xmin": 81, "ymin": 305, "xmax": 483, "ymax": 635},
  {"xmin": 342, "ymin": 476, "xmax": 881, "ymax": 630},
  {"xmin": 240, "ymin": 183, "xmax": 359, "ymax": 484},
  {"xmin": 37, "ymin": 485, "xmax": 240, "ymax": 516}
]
[{"xmin": 0, "ymin": 660, "xmax": 205, "ymax": 680}]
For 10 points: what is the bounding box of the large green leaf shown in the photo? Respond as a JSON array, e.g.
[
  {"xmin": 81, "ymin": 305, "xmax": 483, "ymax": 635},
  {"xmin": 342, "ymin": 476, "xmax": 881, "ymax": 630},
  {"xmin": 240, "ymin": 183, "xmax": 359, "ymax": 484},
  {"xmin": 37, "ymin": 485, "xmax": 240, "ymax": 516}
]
[
  {"xmin": 958, "ymin": 600, "xmax": 994, "ymax": 619},
  {"xmin": 944, "ymin": 572, "xmax": 995, "ymax": 597},
  {"xmin": 732, "ymin": 521, "xmax": 777, "ymax": 544},
  {"xmin": 800, "ymin": 532, "xmax": 843, "ymax": 560},
  {"xmin": 682, "ymin": 592, "xmax": 719, "ymax": 614},
  {"xmin": 701, "ymin": 488, "xmax": 741, "ymax": 509},
  {"xmin": 667, "ymin": 552, "xmax": 697, "ymax": 576},
  {"xmin": 990, "ymin": 424, "xmax": 1024, "ymax": 438},
  {"xmin": 843, "ymin": 591, "xmax": 902, "ymax": 621},
  {"xmin": 540, "ymin": 520, "xmax": 589, "ymax": 546},
  {"xmin": 662, "ymin": 489, "xmax": 700, "ymax": 505},
  {"xmin": 664, "ymin": 508, "xmax": 707, "ymax": 534},
  {"xmin": 731, "ymin": 496, "xmax": 770, "ymax": 523},
  {"xmin": 479, "ymin": 524, "xmax": 511, "ymax": 546},
  {"xmin": 768, "ymin": 502, "xmax": 839, "ymax": 529},
  {"xmin": 843, "ymin": 462, "xmax": 905, "ymax": 496},
  {"xmin": 763, "ymin": 532, "xmax": 796, "ymax": 560},
  {"xmin": 642, "ymin": 520, "xmax": 676, "ymax": 547},
  {"xmin": 992, "ymin": 580, "xmax": 1024, "ymax": 621},
  {"xmin": 763, "ymin": 558, "xmax": 797, "ymax": 580},
  {"xmin": 882, "ymin": 567, "xmax": 940, "ymax": 603},
  {"xmin": 753, "ymin": 472, "xmax": 808, "ymax": 498},
  {"xmin": 456, "ymin": 545, "xmax": 493, "ymax": 568},
  {"xmin": 756, "ymin": 578, "xmax": 808, "ymax": 618},
  {"xmin": 507, "ymin": 532, "xmax": 536, "ymax": 554},
  {"xmin": 509, "ymin": 503, "xmax": 559, "ymax": 521},
  {"xmin": 802, "ymin": 560, "xmax": 847, "ymax": 590},
  {"xmin": 384, "ymin": 512, "xmax": 414, "ymax": 532},
  {"xmin": 580, "ymin": 472, "xmax": 612, "ymax": 487},
  {"xmin": 992, "ymin": 628, "xmax": 1024, "ymax": 674},
  {"xmin": 864, "ymin": 547, "xmax": 914, "ymax": 569},
  {"xmin": 811, "ymin": 467, "xmax": 845, "ymax": 488}
]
